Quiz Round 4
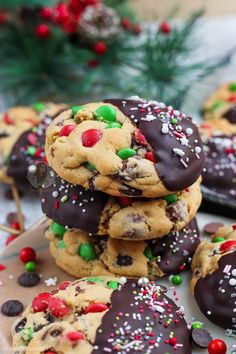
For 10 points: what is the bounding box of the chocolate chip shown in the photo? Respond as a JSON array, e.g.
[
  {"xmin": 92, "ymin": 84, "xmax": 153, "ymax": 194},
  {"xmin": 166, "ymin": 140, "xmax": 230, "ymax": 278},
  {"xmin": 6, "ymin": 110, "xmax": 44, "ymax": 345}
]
[
  {"xmin": 33, "ymin": 323, "xmax": 44, "ymax": 332},
  {"xmin": 191, "ymin": 328, "xmax": 212, "ymax": 348},
  {"xmin": 18, "ymin": 272, "xmax": 40, "ymax": 287},
  {"xmin": 15, "ymin": 318, "xmax": 27, "ymax": 333},
  {"xmin": 45, "ymin": 312, "xmax": 55, "ymax": 324},
  {"xmin": 204, "ymin": 222, "xmax": 224, "ymax": 235},
  {"xmin": 0, "ymin": 132, "xmax": 9, "ymax": 139},
  {"xmin": 116, "ymin": 254, "xmax": 133, "ymax": 266},
  {"xmin": 1, "ymin": 300, "xmax": 24, "ymax": 316},
  {"xmin": 50, "ymin": 328, "xmax": 62, "ymax": 337},
  {"xmin": 166, "ymin": 201, "xmax": 188, "ymax": 223}
]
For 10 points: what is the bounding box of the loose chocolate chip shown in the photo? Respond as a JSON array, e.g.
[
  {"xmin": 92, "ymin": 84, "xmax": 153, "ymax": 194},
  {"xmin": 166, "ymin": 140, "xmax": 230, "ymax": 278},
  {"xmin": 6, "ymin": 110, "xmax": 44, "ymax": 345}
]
[
  {"xmin": 191, "ymin": 328, "xmax": 212, "ymax": 348},
  {"xmin": 1, "ymin": 300, "xmax": 24, "ymax": 316},
  {"xmin": 50, "ymin": 328, "xmax": 63, "ymax": 337},
  {"xmin": 15, "ymin": 318, "xmax": 27, "ymax": 333},
  {"xmin": 204, "ymin": 222, "xmax": 224, "ymax": 235},
  {"xmin": 18, "ymin": 272, "xmax": 40, "ymax": 287},
  {"xmin": 116, "ymin": 254, "xmax": 133, "ymax": 266}
]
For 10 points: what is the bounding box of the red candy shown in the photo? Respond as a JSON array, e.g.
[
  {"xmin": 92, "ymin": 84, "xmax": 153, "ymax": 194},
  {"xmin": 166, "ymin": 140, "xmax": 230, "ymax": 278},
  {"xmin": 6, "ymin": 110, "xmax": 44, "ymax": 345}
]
[
  {"xmin": 59, "ymin": 125, "xmax": 76, "ymax": 137},
  {"xmin": 84, "ymin": 303, "xmax": 109, "ymax": 314},
  {"xmin": 10, "ymin": 221, "xmax": 20, "ymax": 230},
  {"xmin": 3, "ymin": 113, "xmax": 14, "ymax": 125},
  {"xmin": 145, "ymin": 151, "xmax": 156, "ymax": 163},
  {"xmin": 135, "ymin": 129, "xmax": 147, "ymax": 145},
  {"xmin": 169, "ymin": 337, "xmax": 177, "ymax": 346},
  {"xmin": 58, "ymin": 281, "xmax": 71, "ymax": 290},
  {"xmin": 82, "ymin": 129, "xmax": 102, "ymax": 147},
  {"xmin": 5, "ymin": 235, "xmax": 17, "ymax": 246},
  {"xmin": 227, "ymin": 94, "xmax": 236, "ymax": 103},
  {"xmin": 0, "ymin": 264, "xmax": 5, "ymax": 271},
  {"xmin": 208, "ymin": 339, "xmax": 227, "ymax": 354},
  {"xmin": 219, "ymin": 240, "xmax": 236, "ymax": 254},
  {"xmin": 66, "ymin": 331, "xmax": 86, "ymax": 342},
  {"xmin": 19, "ymin": 247, "xmax": 36, "ymax": 263},
  {"xmin": 48, "ymin": 296, "xmax": 69, "ymax": 317},
  {"xmin": 160, "ymin": 22, "xmax": 171, "ymax": 34},
  {"xmin": 32, "ymin": 292, "xmax": 51, "ymax": 312},
  {"xmin": 119, "ymin": 197, "xmax": 133, "ymax": 207}
]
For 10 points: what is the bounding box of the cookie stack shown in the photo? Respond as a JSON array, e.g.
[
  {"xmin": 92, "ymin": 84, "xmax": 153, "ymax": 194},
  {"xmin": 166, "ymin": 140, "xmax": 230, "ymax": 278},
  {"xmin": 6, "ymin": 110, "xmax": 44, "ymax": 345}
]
[{"xmin": 41, "ymin": 97, "xmax": 204, "ymax": 279}]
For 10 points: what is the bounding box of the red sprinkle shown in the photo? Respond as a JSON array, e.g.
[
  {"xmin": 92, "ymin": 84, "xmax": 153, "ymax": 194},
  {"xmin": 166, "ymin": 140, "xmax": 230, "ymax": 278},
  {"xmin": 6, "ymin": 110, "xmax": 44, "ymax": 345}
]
[
  {"xmin": 82, "ymin": 129, "xmax": 102, "ymax": 147},
  {"xmin": 66, "ymin": 331, "xmax": 86, "ymax": 342},
  {"xmin": 118, "ymin": 197, "xmax": 133, "ymax": 207},
  {"xmin": 48, "ymin": 296, "xmax": 69, "ymax": 317},
  {"xmin": 3, "ymin": 113, "xmax": 14, "ymax": 125},
  {"xmin": 84, "ymin": 303, "xmax": 109, "ymax": 314},
  {"xmin": 225, "ymin": 148, "xmax": 234, "ymax": 154},
  {"xmin": 27, "ymin": 133, "xmax": 37, "ymax": 145},
  {"xmin": 58, "ymin": 281, "xmax": 71, "ymax": 290},
  {"xmin": 19, "ymin": 247, "xmax": 36, "ymax": 263},
  {"xmin": 145, "ymin": 151, "xmax": 156, "ymax": 163},
  {"xmin": 32, "ymin": 292, "xmax": 51, "ymax": 312},
  {"xmin": 135, "ymin": 129, "xmax": 147, "ymax": 145},
  {"xmin": 220, "ymin": 240, "xmax": 236, "ymax": 253},
  {"xmin": 55, "ymin": 200, "xmax": 59, "ymax": 209},
  {"xmin": 0, "ymin": 264, "xmax": 5, "ymax": 271},
  {"xmin": 5, "ymin": 235, "xmax": 17, "ymax": 246},
  {"xmin": 169, "ymin": 337, "xmax": 177, "ymax": 346},
  {"xmin": 59, "ymin": 125, "xmax": 76, "ymax": 137}
]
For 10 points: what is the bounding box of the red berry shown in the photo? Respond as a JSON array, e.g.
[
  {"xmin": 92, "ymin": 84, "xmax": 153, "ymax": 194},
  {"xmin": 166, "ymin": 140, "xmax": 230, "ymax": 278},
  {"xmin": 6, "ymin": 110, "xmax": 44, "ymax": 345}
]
[
  {"xmin": 82, "ymin": 129, "xmax": 102, "ymax": 147},
  {"xmin": 219, "ymin": 240, "xmax": 236, "ymax": 254},
  {"xmin": 66, "ymin": 331, "xmax": 86, "ymax": 341},
  {"xmin": 84, "ymin": 303, "xmax": 109, "ymax": 314},
  {"xmin": 208, "ymin": 339, "xmax": 227, "ymax": 354},
  {"xmin": 59, "ymin": 125, "xmax": 76, "ymax": 137},
  {"xmin": 3, "ymin": 113, "xmax": 13, "ymax": 125},
  {"xmin": 32, "ymin": 292, "xmax": 51, "ymax": 312},
  {"xmin": 5, "ymin": 235, "xmax": 17, "ymax": 246},
  {"xmin": 145, "ymin": 151, "xmax": 156, "ymax": 163},
  {"xmin": 55, "ymin": 3, "xmax": 70, "ymax": 25},
  {"xmin": 58, "ymin": 281, "xmax": 71, "ymax": 290},
  {"xmin": 35, "ymin": 24, "xmax": 51, "ymax": 38},
  {"xmin": 121, "ymin": 18, "xmax": 131, "ymax": 30},
  {"xmin": 93, "ymin": 41, "xmax": 107, "ymax": 55},
  {"xmin": 0, "ymin": 10, "xmax": 7, "ymax": 24},
  {"xmin": 132, "ymin": 24, "xmax": 142, "ymax": 34},
  {"xmin": 118, "ymin": 197, "xmax": 133, "ymax": 207},
  {"xmin": 169, "ymin": 337, "xmax": 177, "ymax": 346},
  {"xmin": 0, "ymin": 264, "xmax": 5, "ymax": 271},
  {"xmin": 135, "ymin": 129, "xmax": 147, "ymax": 145},
  {"xmin": 40, "ymin": 7, "xmax": 53, "ymax": 20},
  {"xmin": 19, "ymin": 247, "xmax": 36, "ymax": 263},
  {"xmin": 160, "ymin": 22, "xmax": 171, "ymax": 34},
  {"xmin": 48, "ymin": 296, "xmax": 69, "ymax": 317}
]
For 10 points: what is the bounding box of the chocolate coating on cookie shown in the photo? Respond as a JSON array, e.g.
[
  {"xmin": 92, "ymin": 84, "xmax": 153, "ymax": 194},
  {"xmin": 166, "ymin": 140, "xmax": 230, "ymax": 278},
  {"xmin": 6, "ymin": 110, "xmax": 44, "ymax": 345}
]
[
  {"xmin": 202, "ymin": 135, "xmax": 236, "ymax": 199},
  {"xmin": 149, "ymin": 218, "xmax": 200, "ymax": 275},
  {"xmin": 194, "ymin": 251, "xmax": 236, "ymax": 329},
  {"xmin": 41, "ymin": 172, "xmax": 109, "ymax": 234},
  {"xmin": 105, "ymin": 98, "xmax": 204, "ymax": 191},
  {"xmin": 224, "ymin": 107, "xmax": 236, "ymax": 124}
]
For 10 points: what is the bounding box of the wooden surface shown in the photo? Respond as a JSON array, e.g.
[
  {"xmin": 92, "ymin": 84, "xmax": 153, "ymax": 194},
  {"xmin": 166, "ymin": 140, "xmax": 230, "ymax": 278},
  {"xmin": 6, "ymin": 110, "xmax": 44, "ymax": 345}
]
[{"xmin": 133, "ymin": 0, "xmax": 236, "ymax": 19}]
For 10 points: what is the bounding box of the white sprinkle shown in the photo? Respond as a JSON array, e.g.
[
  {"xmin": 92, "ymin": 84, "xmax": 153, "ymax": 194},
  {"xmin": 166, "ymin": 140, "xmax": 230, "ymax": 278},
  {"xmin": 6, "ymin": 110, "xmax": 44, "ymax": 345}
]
[
  {"xmin": 161, "ymin": 125, "xmax": 169, "ymax": 134},
  {"xmin": 52, "ymin": 191, "xmax": 59, "ymax": 198},
  {"xmin": 44, "ymin": 277, "xmax": 58, "ymax": 286},
  {"xmin": 232, "ymin": 269, "xmax": 236, "ymax": 277},
  {"xmin": 186, "ymin": 128, "xmax": 193, "ymax": 136},
  {"xmin": 28, "ymin": 165, "xmax": 36, "ymax": 173},
  {"xmin": 119, "ymin": 276, "xmax": 127, "ymax": 285},
  {"xmin": 230, "ymin": 278, "xmax": 236, "ymax": 286},
  {"xmin": 207, "ymin": 311, "xmax": 212, "ymax": 315},
  {"xmin": 173, "ymin": 148, "xmax": 185, "ymax": 157},
  {"xmin": 195, "ymin": 146, "xmax": 202, "ymax": 154}
]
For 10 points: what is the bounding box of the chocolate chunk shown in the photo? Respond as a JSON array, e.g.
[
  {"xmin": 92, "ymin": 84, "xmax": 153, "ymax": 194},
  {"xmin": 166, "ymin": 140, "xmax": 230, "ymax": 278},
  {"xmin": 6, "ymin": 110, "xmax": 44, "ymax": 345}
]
[
  {"xmin": 116, "ymin": 255, "xmax": 133, "ymax": 266},
  {"xmin": 204, "ymin": 222, "xmax": 224, "ymax": 235},
  {"xmin": 50, "ymin": 328, "xmax": 63, "ymax": 337},
  {"xmin": 191, "ymin": 328, "xmax": 212, "ymax": 348},
  {"xmin": 1, "ymin": 300, "xmax": 24, "ymax": 316},
  {"xmin": 166, "ymin": 201, "xmax": 188, "ymax": 223},
  {"xmin": 45, "ymin": 312, "xmax": 55, "ymax": 324},
  {"xmin": 18, "ymin": 272, "xmax": 40, "ymax": 287},
  {"xmin": 15, "ymin": 318, "xmax": 27, "ymax": 333}
]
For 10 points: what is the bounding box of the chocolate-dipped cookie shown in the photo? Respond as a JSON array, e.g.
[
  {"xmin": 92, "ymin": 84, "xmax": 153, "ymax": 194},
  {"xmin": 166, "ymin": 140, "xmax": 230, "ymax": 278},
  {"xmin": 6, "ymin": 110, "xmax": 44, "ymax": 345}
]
[
  {"xmin": 191, "ymin": 224, "xmax": 236, "ymax": 330},
  {"xmin": 46, "ymin": 218, "xmax": 200, "ymax": 278},
  {"xmin": 41, "ymin": 170, "xmax": 202, "ymax": 240},
  {"xmin": 12, "ymin": 276, "xmax": 192, "ymax": 353},
  {"xmin": 45, "ymin": 98, "xmax": 204, "ymax": 198}
]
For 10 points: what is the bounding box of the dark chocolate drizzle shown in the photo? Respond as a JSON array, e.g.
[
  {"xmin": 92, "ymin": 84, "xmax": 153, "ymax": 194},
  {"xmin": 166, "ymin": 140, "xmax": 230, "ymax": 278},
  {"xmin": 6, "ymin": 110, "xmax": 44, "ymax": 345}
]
[
  {"xmin": 149, "ymin": 218, "xmax": 200, "ymax": 275},
  {"xmin": 202, "ymin": 134, "xmax": 236, "ymax": 199},
  {"xmin": 41, "ymin": 172, "xmax": 108, "ymax": 234},
  {"xmin": 194, "ymin": 251, "xmax": 236, "ymax": 329},
  {"xmin": 92, "ymin": 279, "xmax": 191, "ymax": 353},
  {"xmin": 104, "ymin": 99, "xmax": 204, "ymax": 191},
  {"xmin": 224, "ymin": 106, "xmax": 236, "ymax": 124}
]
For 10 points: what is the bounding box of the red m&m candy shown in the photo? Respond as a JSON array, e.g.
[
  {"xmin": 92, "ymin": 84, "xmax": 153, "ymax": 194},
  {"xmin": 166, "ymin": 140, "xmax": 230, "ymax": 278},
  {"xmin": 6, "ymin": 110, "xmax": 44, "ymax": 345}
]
[
  {"xmin": 32, "ymin": 292, "xmax": 51, "ymax": 312},
  {"xmin": 84, "ymin": 303, "xmax": 108, "ymax": 314},
  {"xmin": 145, "ymin": 151, "xmax": 156, "ymax": 163},
  {"xmin": 208, "ymin": 339, "xmax": 227, "ymax": 354},
  {"xmin": 82, "ymin": 129, "xmax": 102, "ymax": 147},
  {"xmin": 59, "ymin": 125, "xmax": 76, "ymax": 137},
  {"xmin": 19, "ymin": 247, "xmax": 36, "ymax": 263},
  {"xmin": 66, "ymin": 331, "xmax": 86, "ymax": 341},
  {"xmin": 219, "ymin": 240, "xmax": 236, "ymax": 253},
  {"xmin": 48, "ymin": 296, "xmax": 69, "ymax": 317}
]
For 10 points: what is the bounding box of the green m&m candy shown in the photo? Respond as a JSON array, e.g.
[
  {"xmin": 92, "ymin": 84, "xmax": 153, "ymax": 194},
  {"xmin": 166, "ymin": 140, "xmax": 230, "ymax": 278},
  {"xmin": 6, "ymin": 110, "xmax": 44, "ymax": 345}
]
[
  {"xmin": 25, "ymin": 261, "xmax": 36, "ymax": 272},
  {"xmin": 107, "ymin": 280, "xmax": 119, "ymax": 289},
  {"xmin": 71, "ymin": 105, "xmax": 84, "ymax": 117},
  {"xmin": 78, "ymin": 243, "xmax": 96, "ymax": 261},
  {"xmin": 191, "ymin": 322, "xmax": 203, "ymax": 330},
  {"xmin": 27, "ymin": 146, "xmax": 37, "ymax": 156},
  {"xmin": 144, "ymin": 246, "xmax": 154, "ymax": 260},
  {"xmin": 117, "ymin": 147, "xmax": 136, "ymax": 160},
  {"xmin": 212, "ymin": 237, "xmax": 225, "ymax": 243},
  {"xmin": 164, "ymin": 194, "xmax": 178, "ymax": 204},
  {"xmin": 96, "ymin": 105, "xmax": 116, "ymax": 122},
  {"xmin": 51, "ymin": 222, "xmax": 66, "ymax": 238},
  {"xmin": 105, "ymin": 122, "xmax": 122, "ymax": 129},
  {"xmin": 21, "ymin": 327, "xmax": 34, "ymax": 342},
  {"xmin": 33, "ymin": 102, "xmax": 45, "ymax": 113},
  {"xmin": 229, "ymin": 82, "xmax": 236, "ymax": 92},
  {"xmin": 85, "ymin": 162, "xmax": 97, "ymax": 171},
  {"xmin": 171, "ymin": 274, "xmax": 182, "ymax": 286}
]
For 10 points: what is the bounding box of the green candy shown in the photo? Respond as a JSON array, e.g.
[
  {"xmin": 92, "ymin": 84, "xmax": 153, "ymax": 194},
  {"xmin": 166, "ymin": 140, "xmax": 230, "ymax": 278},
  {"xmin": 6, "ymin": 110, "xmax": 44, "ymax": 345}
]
[
  {"xmin": 171, "ymin": 274, "xmax": 182, "ymax": 286},
  {"xmin": 107, "ymin": 280, "xmax": 119, "ymax": 289},
  {"xmin": 71, "ymin": 105, "xmax": 84, "ymax": 117},
  {"xmin": 58, "ymin": 240, "xmax": 66, "ymax": 249},
  {"xmin": 144, "ymin": 246, "xmax": 154, "ymax": 260},
  {"xmin": 21, "ymin": 328, "xmax": 34, "ymax": 342},
  {"xmin": 105, "ymin": 122, "xmax": 122, "ymax": 129},
  {"xmin": 33, "ymin": 102, "xmax": 45, "ymax": 113},
  {"xmin": 25, "ymin": 261, "xmax": 36, "ymax": 272},
  {"xmin": 117, "ymin": 147, "xmax": 136, "ymax": 160},
  {"xmin": 86, "ymin": 277, "xmax": 103, "ymax": 283},
  {"xmin": 51, "ymin": 222, "xmax": 66, "ymax": 238},
  {"xmin": 212, "ymin": 237, "xmax": 225, "ymax": 243},
  {"xmin": 78, "ymin": 243, "xmax": 96, "ymax": 261},
  {"xmin": 86, "ymin": 162, "xmax": 97, "ymax": 171},
  {"xmin": 210, "ymin": 100, "xmax": 225, "ymax": 110},
  {"xmin": 27, "ymin": 146, "xmax": 37, "ymax": 156},
  {"xmin": 96, "ymin": 105, "xmax": 116, "ymax": 122},
  {"xmin": 191, "ymin": 322, "xmax": 203, "ymax": 330},
  {"xmin": 163, "ymin": 194, "xmax": 178, "ymax": 204},
  {"xmin": 229, "ymin": 82, "xmax": 236, "ymax": 92},
  {"xmin": 171, "ymin": 118, "xmax": 178, "ymax": 125}
]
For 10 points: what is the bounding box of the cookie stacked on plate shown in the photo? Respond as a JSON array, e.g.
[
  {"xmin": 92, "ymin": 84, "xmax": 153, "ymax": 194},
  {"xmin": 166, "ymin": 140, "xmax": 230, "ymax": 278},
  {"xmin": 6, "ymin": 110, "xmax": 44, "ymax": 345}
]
[{"xmin": 41, "ymin": 97, "xmax": 204, "ymax": 279}]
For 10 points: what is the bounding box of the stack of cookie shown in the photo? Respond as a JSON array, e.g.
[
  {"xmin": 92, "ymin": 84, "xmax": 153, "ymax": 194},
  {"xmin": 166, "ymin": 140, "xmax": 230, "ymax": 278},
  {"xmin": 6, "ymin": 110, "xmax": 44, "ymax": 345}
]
[{"xmin": 41, "ymin": 97, "xmax": 204, "ymax": 279}]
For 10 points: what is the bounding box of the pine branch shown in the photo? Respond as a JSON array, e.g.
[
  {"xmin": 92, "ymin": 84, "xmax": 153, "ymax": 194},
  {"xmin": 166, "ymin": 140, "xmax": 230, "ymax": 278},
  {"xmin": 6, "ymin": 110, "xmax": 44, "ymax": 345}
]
[{"xmin": 0, "ymin": 0, "xmax": 56, "ymax": 8}]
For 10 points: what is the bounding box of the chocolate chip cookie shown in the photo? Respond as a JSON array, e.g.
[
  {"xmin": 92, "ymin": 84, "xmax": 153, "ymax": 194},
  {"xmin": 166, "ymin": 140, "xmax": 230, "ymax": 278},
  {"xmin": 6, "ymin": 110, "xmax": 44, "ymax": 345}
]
[
  {"xmin": 191, "ymin": 224, "xmax": 236, "ymax": 330},
  {"xmin": 12, "ymin": 276, "xmax": 192, "ymax": 353},
  {"xmin": 45, "ymin": 98, "xmax": 204, "ymax": 198}
]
